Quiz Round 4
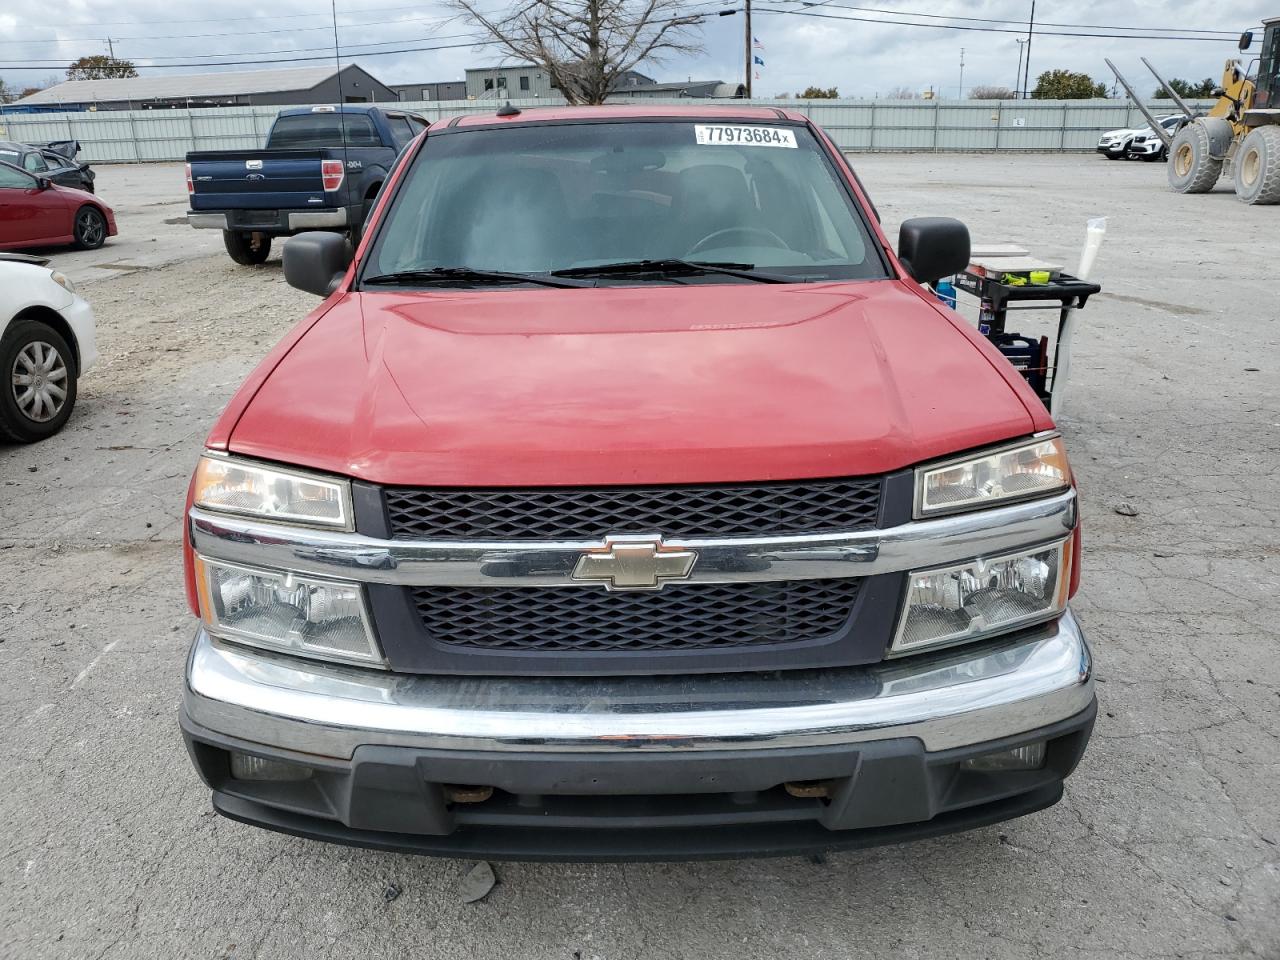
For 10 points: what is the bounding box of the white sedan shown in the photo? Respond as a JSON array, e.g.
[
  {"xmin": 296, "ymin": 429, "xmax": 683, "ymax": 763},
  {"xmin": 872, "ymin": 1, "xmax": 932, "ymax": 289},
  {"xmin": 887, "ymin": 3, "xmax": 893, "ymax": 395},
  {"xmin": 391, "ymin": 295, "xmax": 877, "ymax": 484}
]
[{"xmin": 0, "ymin": 253, "xmax": 97, "ymax": 442}]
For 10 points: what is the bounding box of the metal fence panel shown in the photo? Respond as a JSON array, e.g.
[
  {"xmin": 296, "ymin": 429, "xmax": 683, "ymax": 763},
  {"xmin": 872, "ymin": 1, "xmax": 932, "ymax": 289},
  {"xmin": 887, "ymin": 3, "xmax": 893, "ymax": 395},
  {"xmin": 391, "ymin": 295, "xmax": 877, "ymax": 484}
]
[{"xmin": 0, "ymin": 97, "xmax": 1215, "ymax": 162}]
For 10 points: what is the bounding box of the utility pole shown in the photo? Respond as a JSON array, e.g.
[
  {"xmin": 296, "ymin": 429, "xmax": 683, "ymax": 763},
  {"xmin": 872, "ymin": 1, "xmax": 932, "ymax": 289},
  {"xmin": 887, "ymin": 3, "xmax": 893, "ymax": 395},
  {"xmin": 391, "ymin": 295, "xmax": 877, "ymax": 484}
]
[
  {"xmin": 1015, "ymin": 38, "xmax": 1027, "ymax": 98},
  {"xmin": 744, "ymin": 0, "xmax": 753, "ymax": 99},
  {"xmin": 958, "ymin": 47, "xmax": 965, "ymax": 99},
  {"xmin": 1021, "ymin": 0, "xmax": 1036, "ymax": 99},
  {"xmin": 107, "ymin": 37, "xmax": 115, "ymax": 59}
]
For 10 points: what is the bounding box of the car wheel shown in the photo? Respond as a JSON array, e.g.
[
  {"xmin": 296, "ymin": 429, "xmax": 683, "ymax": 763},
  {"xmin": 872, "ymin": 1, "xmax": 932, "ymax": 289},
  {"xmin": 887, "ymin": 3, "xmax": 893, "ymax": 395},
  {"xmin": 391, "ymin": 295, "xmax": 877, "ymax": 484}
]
[
  {"xmin": 0, "ymin": 319, "xmax": 78, "ymax": 443},
  {"xmin": 223, "ymin": 230, "xmax": 272, "ymax": 265},
  {"xmin": 72, "ymin": 206, "xmax": 107, "ymax": 250}
]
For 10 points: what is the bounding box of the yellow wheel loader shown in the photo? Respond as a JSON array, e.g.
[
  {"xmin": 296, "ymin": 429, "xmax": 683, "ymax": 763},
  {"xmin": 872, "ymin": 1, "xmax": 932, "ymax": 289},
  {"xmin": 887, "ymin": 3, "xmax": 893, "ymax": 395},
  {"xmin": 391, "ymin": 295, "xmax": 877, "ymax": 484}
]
[{"xmin": 1108, "ymin": 17, "xmax": 1280, "ymax": 204}]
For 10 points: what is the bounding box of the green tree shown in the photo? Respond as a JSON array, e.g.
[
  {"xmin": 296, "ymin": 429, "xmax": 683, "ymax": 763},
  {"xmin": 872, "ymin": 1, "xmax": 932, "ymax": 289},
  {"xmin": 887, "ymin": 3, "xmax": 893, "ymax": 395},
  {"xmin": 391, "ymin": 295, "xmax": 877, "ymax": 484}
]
[
  {"xmin": 1154, "ymin": 77, "xmax": 1216, "ymax": 99},
  {"xmin": 66, "ymin": 55, "xmax": 139, "ymax": 81},
  {"xmin": 1031, "ymin": 69, "xmax": 1107, "ymax": 99},
  {"xmin": 797, "ymin": 85, "xmax": 838, "ymax": 99}
]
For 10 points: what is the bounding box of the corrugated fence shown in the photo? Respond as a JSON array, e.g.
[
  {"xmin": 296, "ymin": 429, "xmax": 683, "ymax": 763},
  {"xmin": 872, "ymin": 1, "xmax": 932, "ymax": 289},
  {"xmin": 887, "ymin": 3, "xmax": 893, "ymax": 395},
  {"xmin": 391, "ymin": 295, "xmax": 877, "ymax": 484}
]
[{"xmin": 0, "ymin": 97, "xmax": 1212, "ymax": 164}]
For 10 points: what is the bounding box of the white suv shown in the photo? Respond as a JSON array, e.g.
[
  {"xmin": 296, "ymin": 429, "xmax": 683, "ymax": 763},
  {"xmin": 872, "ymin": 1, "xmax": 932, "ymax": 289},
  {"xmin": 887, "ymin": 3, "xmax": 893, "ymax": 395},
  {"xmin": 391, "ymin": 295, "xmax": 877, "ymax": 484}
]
[
  {"xmin": 1126, "ymin": 116, "xmax": 1184, "ymax": 161},
  {"xmin": 1097, "ymin": 115, "xmax": 1181, "ymax": 160}
]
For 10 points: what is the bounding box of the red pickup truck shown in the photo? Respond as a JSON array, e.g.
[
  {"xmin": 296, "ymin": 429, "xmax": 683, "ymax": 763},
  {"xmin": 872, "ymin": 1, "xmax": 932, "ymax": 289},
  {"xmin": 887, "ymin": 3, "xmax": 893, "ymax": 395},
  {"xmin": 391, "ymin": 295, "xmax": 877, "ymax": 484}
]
[{"xmin": 179, "ymin": 105, "xmax": 1094, "ymax": 860}]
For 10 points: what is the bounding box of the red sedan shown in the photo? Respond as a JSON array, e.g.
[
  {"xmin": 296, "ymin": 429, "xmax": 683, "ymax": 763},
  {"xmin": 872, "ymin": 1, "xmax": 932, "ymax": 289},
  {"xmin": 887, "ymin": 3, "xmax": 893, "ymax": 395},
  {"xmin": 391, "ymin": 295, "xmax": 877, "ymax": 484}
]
[{"xmin": 0, "ymin": 160, "xmax": 116, "ymax": 251}]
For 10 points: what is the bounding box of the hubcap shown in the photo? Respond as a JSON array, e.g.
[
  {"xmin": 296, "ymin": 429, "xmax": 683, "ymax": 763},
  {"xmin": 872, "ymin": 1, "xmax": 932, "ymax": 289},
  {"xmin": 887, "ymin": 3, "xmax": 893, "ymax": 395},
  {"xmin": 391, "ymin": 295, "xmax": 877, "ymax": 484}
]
[
  {"xmin": 77, "ymin": 211, "xmax": 103, "ymax": 244},
  {"xmin": 11, "ymin": 341, "xmax": 68, "ymax": 423}
]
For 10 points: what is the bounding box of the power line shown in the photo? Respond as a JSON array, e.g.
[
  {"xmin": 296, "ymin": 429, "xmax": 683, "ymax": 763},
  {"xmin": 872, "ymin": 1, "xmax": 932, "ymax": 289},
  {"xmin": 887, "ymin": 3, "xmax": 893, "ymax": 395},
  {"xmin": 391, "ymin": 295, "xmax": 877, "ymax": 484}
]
[
  {"xmin": 0, "ymin": 6, "xmax": 736, "ymax": 70},
  {"xmin": 775, "ymin": 1, "xmax": 1237, "ymax": 36},
  {"xmin": 755, "ymin": 6, "xmax": 1241, "ymax": 42}
]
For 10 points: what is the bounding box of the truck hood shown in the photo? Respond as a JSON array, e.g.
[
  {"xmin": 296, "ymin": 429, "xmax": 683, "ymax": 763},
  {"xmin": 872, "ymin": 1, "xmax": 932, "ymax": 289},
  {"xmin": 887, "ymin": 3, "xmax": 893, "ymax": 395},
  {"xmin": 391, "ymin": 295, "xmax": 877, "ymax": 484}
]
[{"xmin": 228, "ymin": 280, "xmax": 1043, "ymax": 486}]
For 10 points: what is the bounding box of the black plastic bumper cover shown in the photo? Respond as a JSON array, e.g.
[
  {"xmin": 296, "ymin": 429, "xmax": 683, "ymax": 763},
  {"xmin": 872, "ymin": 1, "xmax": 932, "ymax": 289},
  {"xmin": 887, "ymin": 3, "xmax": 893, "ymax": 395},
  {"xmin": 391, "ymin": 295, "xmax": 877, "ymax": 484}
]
[{"xmin": 183, "ymin": 699, "xmax": 1095, "ymax": 862}]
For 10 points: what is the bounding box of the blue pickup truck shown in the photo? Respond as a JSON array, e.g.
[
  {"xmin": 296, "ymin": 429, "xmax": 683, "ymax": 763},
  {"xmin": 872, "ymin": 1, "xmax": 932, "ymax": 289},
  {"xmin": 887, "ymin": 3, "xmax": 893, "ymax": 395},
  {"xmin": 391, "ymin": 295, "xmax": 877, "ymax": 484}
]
[{"xmin": 185, "ymin": 105, "xmax": 427, "ymax": 265}]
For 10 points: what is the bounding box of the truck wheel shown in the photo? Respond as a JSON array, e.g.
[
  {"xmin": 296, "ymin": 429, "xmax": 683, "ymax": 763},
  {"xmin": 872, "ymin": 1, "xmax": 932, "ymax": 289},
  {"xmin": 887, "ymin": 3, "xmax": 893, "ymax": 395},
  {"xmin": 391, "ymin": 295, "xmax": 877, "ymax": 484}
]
[
  {"xmin": 0, "ymin": 319, "xmax": 78, "ymax": 443},
  {"xmin": 72, "ymin": 206, "xmax": 107, "ymax": 250},
  {"xmin": 223, "ymin": 230, "xmax": 272, "ymax": 265},
  {"xmin": 1233, "ymin": 127, "xmax": 1280, "ymax": 205},
  {"xmin": 1168, "ymin": 121, "xmax": 1224, "ymax": 193}
]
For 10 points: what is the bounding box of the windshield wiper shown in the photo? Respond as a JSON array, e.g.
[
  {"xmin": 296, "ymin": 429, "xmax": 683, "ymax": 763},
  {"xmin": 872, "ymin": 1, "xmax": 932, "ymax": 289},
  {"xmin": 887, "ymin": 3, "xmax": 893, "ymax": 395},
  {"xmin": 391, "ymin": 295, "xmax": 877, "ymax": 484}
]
[
  {"xmin": 363, "ymin": 267, "xmax": 591, "ymax": 289},
  {"xmin": 551, "ymin": 259, "xmax": 793, "ymax": 283}
]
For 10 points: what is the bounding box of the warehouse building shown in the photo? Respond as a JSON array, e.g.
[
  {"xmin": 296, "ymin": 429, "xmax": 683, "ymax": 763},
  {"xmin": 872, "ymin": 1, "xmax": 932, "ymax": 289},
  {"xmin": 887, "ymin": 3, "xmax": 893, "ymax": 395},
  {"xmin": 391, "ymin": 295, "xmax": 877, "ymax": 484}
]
[
  {"xmin": 10, "ymin": 65, "xmax": 398, "ymax": 111},
  {"xmin": 391, "ymin": 80, "xmax": 468, "ymax": 102}
]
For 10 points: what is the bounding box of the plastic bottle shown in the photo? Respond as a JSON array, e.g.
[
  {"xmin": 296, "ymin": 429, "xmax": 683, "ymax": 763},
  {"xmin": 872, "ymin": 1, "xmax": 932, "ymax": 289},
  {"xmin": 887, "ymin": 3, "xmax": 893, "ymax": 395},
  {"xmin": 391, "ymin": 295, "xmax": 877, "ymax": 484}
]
[{"xmin": 934, "ymin": 279, "xmax": 957, "ymax": 310}]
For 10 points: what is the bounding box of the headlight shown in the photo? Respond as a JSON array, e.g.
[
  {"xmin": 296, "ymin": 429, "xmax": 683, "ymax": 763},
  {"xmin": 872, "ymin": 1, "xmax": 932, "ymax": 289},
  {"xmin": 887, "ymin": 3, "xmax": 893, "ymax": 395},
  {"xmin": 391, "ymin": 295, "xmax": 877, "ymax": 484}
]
[
  {"xmin": 50, "ymin": 270, "xmax": 76, "ymax": 294},
  {"xmin": 194, "ymin": 556, "xmax": 383, "ymax": 666},
  {"xmin": 891, "ymin": 538, "xmax": 1071, "ymax": 656},
  {"xmin": 915, "ymin": 435, "xmax": 1069, "ymax": 518},
  {"xmin": 192, "ymin": 454, "xmax": 352, "ymax": 529}
]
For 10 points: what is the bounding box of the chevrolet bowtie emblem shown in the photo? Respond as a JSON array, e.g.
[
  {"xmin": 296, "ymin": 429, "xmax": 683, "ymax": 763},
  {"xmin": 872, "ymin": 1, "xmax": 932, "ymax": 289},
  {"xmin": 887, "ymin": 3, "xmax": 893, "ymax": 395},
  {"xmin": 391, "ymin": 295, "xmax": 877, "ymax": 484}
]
[{"xmin": 571, "ymin": 536, "xmax": 697, "ymax": 591}]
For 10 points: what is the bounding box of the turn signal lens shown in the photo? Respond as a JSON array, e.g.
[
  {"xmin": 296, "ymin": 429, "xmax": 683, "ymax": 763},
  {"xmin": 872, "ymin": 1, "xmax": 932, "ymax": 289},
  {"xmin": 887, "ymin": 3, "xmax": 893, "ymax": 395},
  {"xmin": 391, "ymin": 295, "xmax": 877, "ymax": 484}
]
[
  {"xmin": 891, "ymin": 538, "xmax": 1071, "ymax": 656},
  {"xmin": 195, "ymin": 556, "xmax": 383, "ymax": 667},
  {"xmin": 916, "ymin": 436, "xmax": 1070, "ymax": 518},
  {"xmin": 192, "ymin": 455, "xmax": 351, "ymax": 529}
]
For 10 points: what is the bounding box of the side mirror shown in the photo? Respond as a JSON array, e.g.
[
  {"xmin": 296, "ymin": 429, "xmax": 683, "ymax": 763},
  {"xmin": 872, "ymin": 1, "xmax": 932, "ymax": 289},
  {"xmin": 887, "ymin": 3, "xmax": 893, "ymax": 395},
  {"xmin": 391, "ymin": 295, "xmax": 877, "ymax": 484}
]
[
  {"xmin": 897, "ymin": 217, "xmax": 970, "ymax": 285},
  {"xmin": 36, "ymin": 177, "xmax": 51, "ymax": 190},
  {"xmin": 1239, "ymin": 30, "xmax": 1253, "ymax": 51},
  {"xmin": 283, "ymin": 231, "xmax": 352, "ymax": 297}
]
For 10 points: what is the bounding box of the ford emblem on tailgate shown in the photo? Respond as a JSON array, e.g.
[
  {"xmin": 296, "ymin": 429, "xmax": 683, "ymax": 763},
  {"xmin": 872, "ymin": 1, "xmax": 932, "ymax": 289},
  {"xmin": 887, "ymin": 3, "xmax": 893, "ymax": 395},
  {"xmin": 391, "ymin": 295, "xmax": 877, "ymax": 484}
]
[
  {"xmin": 245, "ymin": 173, "xmax": 265, "ymax": 182},
  {"xmin": 571, "ymin": 535, "xmax": 697, "ymax": 591}
]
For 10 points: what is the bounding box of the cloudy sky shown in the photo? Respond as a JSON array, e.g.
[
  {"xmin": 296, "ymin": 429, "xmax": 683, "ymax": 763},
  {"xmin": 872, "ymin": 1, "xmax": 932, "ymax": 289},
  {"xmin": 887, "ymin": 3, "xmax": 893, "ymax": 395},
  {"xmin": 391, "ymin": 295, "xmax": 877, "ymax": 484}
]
[{"xmin": 0, "ymin": 0, "xmax": 1273, "ymax": 99}]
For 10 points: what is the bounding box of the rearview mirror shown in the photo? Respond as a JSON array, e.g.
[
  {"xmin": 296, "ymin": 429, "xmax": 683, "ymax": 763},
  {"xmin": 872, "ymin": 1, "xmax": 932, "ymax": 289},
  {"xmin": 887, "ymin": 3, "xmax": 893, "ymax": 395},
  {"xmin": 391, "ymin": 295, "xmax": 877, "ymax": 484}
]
[
  {"xmin": 897, "ymin": 217, "xmax": 970, "ymax": 285},
  {"xmin": 283, "ymin": 231, "xmax": 352, "ymax": 297},
  {"xmin": 1239, "ymin": 30, "xmax": 1253, "ymax": 51}
]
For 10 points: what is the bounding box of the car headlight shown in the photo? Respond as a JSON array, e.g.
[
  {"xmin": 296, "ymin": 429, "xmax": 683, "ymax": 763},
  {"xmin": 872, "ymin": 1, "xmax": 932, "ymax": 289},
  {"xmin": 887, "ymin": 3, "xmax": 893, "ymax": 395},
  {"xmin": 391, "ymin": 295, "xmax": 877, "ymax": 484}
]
[
  {"xmin": 915, "ymin": 435, "xmax": 1070, "ymax": 518},
  {"xmin": 194, "ymin": 556, "xmax": 384, "ymax": 667},
  {"xmin": 50, "ymin": 270, "xmax": 76, "ymax": 294},
  {"xmin": 192, "ymin": 454, "xmax": 352, "ymax": 529},
  {"xmin": 891, "ymin": 538, "xmax": 1071, "ymax": 656}
]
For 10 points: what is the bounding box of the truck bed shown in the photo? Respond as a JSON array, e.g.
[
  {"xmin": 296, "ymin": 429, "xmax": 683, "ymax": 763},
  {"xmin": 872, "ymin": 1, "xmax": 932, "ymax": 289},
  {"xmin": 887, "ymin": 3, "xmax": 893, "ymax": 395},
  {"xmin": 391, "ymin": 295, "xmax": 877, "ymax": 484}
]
[{"xmin": 188, "ymin": 148, "xmax": 341, "ymax": 212}]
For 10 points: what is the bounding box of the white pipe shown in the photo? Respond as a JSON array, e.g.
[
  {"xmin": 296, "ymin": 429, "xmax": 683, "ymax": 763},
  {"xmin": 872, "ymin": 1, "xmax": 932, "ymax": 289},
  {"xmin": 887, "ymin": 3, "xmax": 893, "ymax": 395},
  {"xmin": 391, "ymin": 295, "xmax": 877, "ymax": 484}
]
[{"xmin": 1051, "ymin": 217, "xmax": 1106, "ymax": 419}]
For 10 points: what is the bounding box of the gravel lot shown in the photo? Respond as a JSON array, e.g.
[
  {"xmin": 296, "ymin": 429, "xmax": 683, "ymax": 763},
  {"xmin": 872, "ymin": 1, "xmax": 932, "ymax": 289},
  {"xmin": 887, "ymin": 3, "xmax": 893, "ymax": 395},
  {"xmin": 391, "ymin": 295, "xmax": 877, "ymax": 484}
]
[{"xmin": 1, "ymin": 155, "xmax": 1277, "ymax": 960}]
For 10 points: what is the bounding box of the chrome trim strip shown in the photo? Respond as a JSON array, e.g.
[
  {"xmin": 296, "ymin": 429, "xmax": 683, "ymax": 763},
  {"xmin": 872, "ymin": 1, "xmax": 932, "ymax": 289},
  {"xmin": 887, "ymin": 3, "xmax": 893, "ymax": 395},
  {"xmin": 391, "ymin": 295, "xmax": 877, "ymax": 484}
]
[
  {"xmin": 184, "ymin": 610, "xmax": 1093, "ymax": 758},
  {"xmin": 187, "ymin": 213, "xmax": 229, "ymax": 230},
  {"xmin": 287, "ymin": 209, "xmax": 348, "ymax": 229},
  {"xmin": 189, "ymin": 489, "xmax": 1076, "ymax": 588}
]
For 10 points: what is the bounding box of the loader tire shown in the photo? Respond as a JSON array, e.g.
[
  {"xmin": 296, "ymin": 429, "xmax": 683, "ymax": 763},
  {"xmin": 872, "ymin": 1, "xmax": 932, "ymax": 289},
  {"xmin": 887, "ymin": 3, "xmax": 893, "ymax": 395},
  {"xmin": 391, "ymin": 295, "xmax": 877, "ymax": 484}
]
[
  {"xmin": 1168, "ymin": 121, "xmax": 1223, "ymax": 194},
  {"xmin": 1233, "ymin": 126, "xmax": 1280, "ymax": 205}
]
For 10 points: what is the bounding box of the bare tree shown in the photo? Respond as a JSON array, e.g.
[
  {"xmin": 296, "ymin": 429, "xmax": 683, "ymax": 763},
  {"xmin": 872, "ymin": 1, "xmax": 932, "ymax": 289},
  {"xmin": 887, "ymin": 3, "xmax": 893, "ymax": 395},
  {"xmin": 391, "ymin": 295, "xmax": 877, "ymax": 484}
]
[
  {"xmin": 450, "ymin": 0, "xmax": 706, "ymax": 105},
  {"xmin": 885, "ymin": 86, "xmax": 918, "ymax": 99},
  {"xmin": 969, "ymin": 85, "xmax": 1016, "ymax": 100}
]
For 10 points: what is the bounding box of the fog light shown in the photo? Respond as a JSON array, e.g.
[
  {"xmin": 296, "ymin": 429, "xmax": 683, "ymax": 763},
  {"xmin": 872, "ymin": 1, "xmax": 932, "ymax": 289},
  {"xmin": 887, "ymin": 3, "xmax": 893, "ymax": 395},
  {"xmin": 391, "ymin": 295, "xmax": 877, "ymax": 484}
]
[
  {"xmin": 961, "ymin": 741, "xmax": 1046, "ymax": 772},
  {"xmin": 230, "ymin": 751, "xmax": 313, "ymax": 782}
]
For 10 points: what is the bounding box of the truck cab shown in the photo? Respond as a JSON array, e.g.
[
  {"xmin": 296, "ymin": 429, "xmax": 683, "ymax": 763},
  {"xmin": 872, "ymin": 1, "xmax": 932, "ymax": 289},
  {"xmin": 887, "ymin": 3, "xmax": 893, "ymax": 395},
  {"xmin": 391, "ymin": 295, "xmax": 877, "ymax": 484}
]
[{"xmin": 179, "ymin": 105, "xmax": 1095, "ymax": 860}]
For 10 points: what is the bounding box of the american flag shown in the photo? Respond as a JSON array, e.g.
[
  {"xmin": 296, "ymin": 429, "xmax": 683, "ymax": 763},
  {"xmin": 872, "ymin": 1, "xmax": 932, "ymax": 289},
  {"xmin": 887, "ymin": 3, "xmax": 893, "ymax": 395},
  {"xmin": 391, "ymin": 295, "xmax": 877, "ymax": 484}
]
[{"xmin": 753, "ymin": 36, "xmax": 764, "ymax": 50}]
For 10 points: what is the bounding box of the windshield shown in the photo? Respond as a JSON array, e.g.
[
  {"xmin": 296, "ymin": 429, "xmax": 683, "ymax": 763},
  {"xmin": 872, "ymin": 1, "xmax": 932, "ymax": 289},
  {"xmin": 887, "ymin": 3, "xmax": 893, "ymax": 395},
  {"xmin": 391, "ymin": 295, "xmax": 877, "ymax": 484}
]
[{"xmin": 363, "ymin": 120, "xmax": 887, "ymax": 285}]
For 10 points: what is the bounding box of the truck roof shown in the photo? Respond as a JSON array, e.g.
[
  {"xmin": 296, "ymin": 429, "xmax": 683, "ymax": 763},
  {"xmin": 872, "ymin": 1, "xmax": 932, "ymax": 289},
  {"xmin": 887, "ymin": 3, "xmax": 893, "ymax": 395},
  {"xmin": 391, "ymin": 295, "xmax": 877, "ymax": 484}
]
[
  {"xmin": 437, "ymin": 103, "xmax": 811, "ymax": 130},
  {"xmin": 275, "ymin": 104, "xmax": 398, "ymax": 118}
]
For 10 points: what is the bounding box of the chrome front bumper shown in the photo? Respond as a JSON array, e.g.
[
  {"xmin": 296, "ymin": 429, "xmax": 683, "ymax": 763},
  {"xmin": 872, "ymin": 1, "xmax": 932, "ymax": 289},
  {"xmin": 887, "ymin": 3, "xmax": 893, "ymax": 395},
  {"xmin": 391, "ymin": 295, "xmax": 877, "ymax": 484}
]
[{"xmin": 184, "ymin": 610, "xmax": 1093, "ymax": 761}]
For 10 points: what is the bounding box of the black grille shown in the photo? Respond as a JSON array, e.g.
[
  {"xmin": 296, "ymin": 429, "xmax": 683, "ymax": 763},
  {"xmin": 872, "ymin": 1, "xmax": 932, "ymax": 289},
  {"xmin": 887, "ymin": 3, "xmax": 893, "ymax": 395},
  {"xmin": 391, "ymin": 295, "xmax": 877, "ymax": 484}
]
[
  {"xmin": 384, "ymin": 477, "xmax": 882, "ymax": 540},
  {"xmin": 410, "ymin": 579, "xmax": 861, "ymax": 653}
]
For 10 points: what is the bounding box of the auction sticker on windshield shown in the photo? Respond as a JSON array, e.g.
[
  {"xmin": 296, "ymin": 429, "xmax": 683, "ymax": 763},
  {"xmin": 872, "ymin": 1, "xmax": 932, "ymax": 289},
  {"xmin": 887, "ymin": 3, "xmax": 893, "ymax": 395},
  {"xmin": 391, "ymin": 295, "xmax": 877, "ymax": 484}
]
[{"xmin": 694, "ymin": 125, "xmax": 797, "ymax": 148}]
